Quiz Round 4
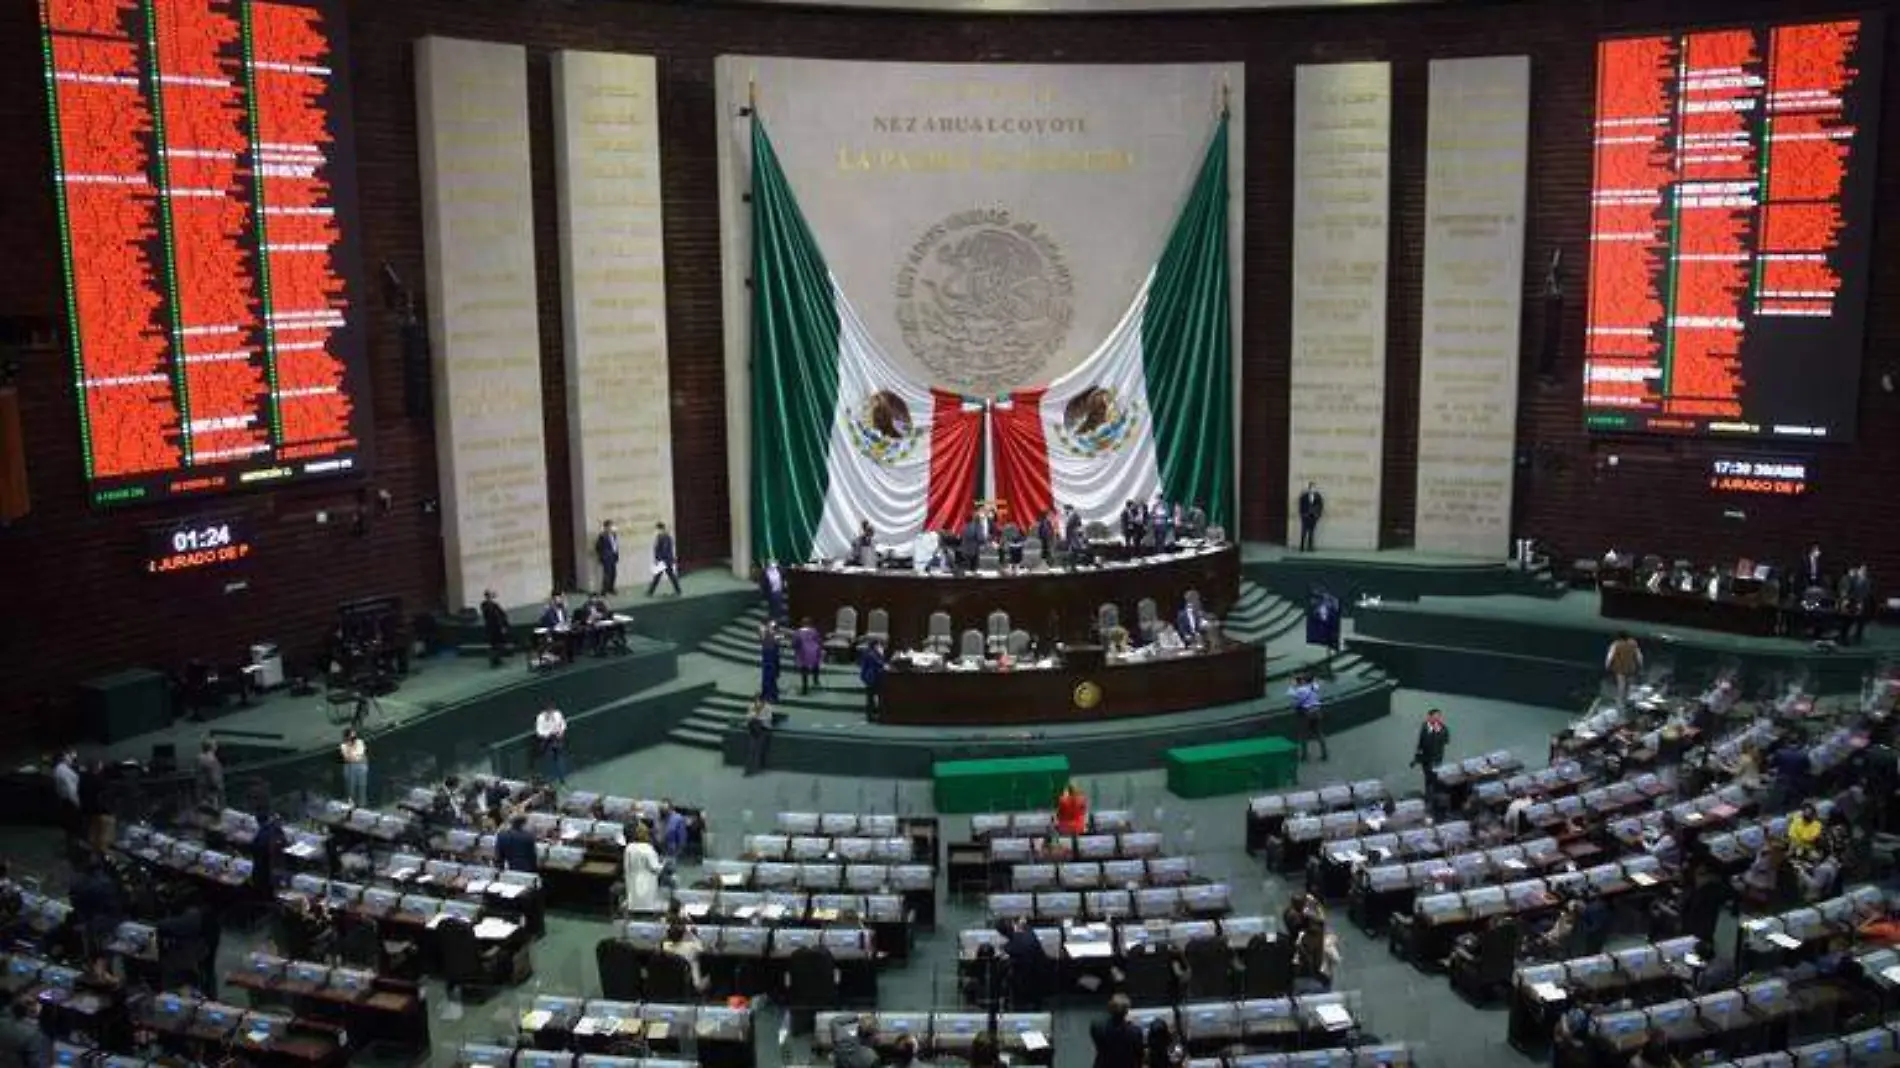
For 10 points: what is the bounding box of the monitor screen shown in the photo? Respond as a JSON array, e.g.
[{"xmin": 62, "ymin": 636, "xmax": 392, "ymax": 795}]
[{"xmin": 1582, "ymin": 17, "xmax": 1884, "ymax": 440}]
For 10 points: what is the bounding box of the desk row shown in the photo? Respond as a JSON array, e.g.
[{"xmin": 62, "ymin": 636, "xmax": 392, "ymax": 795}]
[
  {"xmin": 986, "ymin": 883, "xmax": 1233, "ymax": 922},
  {"xmin": 1006, "ymin": 856, "xmax": 1200, "ymax": 891},
  {"xmin": 694, "ymin": 861, "xmax": 933, "ymax": 893},
  {"xmin": 968, "ymin": 809, "xmax": 1140, "ymax": 838},
  {"xmin": 735, "ymin": 835, "xmax": 922, "ymax": 864},
  {"xmin": 643, "ymin": 889, "xmax": 908, "ymax": 926},
  {"xmin": 1408, "ymin": 856, "xmax": 1674, "ymax": 926},
  {"xmin": 973, "ymin": 831, "xmax": 1170, "ymax": 863},
  {"xmin": 958, "ymin": 914, "xmax": 1279, "ymax": 959}
]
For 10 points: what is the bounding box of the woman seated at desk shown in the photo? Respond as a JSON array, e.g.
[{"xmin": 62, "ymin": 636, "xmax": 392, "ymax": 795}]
[{"xmin": 661, "ymin": 912, "xmax": 707, "ymax": 992}]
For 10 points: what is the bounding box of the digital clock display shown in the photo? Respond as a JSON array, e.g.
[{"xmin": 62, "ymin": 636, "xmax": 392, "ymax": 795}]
[
  {"xmin": 144, "ymin": 517, "xmax": 254, "ymax": 575},
  {"xmin": 1709, "ymin": 458, "xmax": 1809, "ymax": 496}
]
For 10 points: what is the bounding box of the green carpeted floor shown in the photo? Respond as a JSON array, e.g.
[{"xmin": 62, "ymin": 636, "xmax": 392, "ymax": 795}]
[{"xmin": 0, "ymin": 687, "xmax": 1582, "ymax": 1068}]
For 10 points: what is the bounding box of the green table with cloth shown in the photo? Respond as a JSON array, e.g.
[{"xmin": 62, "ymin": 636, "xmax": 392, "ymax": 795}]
[
  {"xmin": 1165, "ymin": 736, "xmax": 1298, "ymax": 797},
  {"xmin": 932, "ymin": 755, "xmax": 1070, "ymax": 814}
]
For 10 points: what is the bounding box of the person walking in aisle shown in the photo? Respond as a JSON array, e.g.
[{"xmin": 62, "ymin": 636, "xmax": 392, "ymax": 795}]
[
  {"xmin": 595, "ymin": 519, "xmax": 621, "ymax": 595},
  {"xmin": 196, "ymin": 739, "xmax": 225, "ymax": 814},
  {"xmin": 535, "ymin": 702, "xmax": 568, "ymax": 784},
  {"xmin": 1411, "ymin": 708, "xmax": 1450, "ymax": 793},
  {"xmin": 744, "ymin": 696, "xmax": 773, "ymax": 776},
  {"xmin": 1289, "ymin": 672, "xmax": 1327, "ymax": 762},
  {"xmin": 338, "ymin": 729, "xmax": 369, "ymax": 806},
  {"xmin": 647, "ymin": 521, "xmax": 682, "ymax": 597},
  {"xmin": 1089, "ymin": 994, "xmax": 1144, "ymax": 1068},
  {"xmin": 793, "ymin": 618, "xmax": 823, "ymax": 694},
  {"xmin": 759, "ymin": 558, "xmax": 786, "ymax": 621},
  {"xmin": 859, "ymin": 639, "xmax": 887, "ymax": 722},
  {"xmin": 1605, "ymin": 631, "xmax": 1643, "ymax": 706},
  {"xmin": 758, "ymin": 622, "xmax": 783, "ymax": 703}
]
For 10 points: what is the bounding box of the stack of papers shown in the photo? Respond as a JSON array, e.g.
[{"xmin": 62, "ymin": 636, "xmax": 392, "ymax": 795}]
[
  {"xmin": 1020, "ymin": 1031, "xmax": 1049, "ymax": 1052},
  {"xmin": 474, "ymin": 918, "xmax": 520, "ymax": 941},
  {"xmin": 1312, "ymin": 1004, "xmax": 1352, "ymax": 1030},
  {"xmin": 492, "ymin": 883, "xmax": 526, "ymax": 899},
  {"xmin": 1530, "ymin": 982, "xmax": 1566, "ymax": 1003}
]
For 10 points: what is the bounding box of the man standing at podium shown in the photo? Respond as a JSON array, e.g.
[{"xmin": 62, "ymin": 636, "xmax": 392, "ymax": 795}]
[
  {"xmin": 1298, "ymin": 482, "xmax": 1324, "ymax": 552},
  {"xmin": 594, "ymin": 520, "xmax": 620, "ymax": 596}
]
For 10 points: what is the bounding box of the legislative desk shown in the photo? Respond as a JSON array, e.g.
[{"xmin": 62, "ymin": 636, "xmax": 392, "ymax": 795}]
[
  {"xmin": 788, "ymin": 543, "xmax": 1240, "ymax": 649},
  {"xmin": 1599, "ymin": 582, "xmax": 1781, "ymax": 637},
  {"xmin": 883, "ymin": 642, "xmax": 1262, "ymax": 725},
  {"xmin": 1599, "ymin": 581, "xmax": 1856, "ymax": 639}
]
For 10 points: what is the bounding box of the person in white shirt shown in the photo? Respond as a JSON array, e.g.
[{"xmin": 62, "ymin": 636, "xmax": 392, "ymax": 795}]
[
  {"xmin": 534, "ymin": 703, "xmax": 568, "ymax": 785},
  {"xmin": 1502, "ymin": 792, "xmax": 1537, "ymax": 837},
  {"xmin": 338, "ymin": 730, "xmax": 368, "ymax": 806},
  {"xmin": 622, "ymin": 822, "xmax": 666, "ymax": 914},
  {"xmin": 53, "ymin": 750, "xmax": 81, "ymax": 840}
]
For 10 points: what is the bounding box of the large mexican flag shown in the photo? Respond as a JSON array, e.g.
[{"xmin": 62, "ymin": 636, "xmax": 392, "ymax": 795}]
[
  {"xmin": 749, "ymin": 112, "xmax": 1233, "ymax": 564},
  {"xmin": 749, "ymin": 119, "xmax": 981, "ymax": 564},
  {"xmin": 991, "ymin": 115, "xmax": 1234, "ymax": 533}
]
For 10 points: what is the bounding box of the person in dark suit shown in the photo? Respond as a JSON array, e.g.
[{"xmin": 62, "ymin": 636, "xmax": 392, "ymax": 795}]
[
  {"xmin": 1839, "ymin": 564, "xmax": 1873, "ymax": 645},
  {"xmin": 1001, "ymin": 916, "xmax": 1051, "ymax": 1008},
  {"xmin": 1064, "ymin": 506, "xmax": 1093, "ymax": 569},
  {"xmin": 480, "ymin": 589, "xmax": 511, "ymax": 667},
  {"xmin": 1176, "ymin": 600, "xmax": 1208, "ymax": 645},
  {"xmin": 1800, "ymin": 543, "xmax": 1825, "ymax": 591},
  {"xmin": 538, "ymin": 593, "xmax": 578, "ymax": 662},
  {"xmin": 1411, "ymin": 708, "xmax": 1450, "ymax": 792},
  {"xmin": 859, "ymin": 639, "xmax": 887, "ymax": 722},
  {"xmin": 1120, "ymin": 499, "xmax": 1146, "ymax": 553},
  {"xmin": 495, "ymin": 814, "xmax": 539, "ymax": 872},
  {"xmin": 595, "ymin": 520, "xmax": 620, "ymax": 595},
  {"xmin": 1035, "ymin": 508, "xmax": 1057, "ymax": 560},
  {"xmin": 1089, "ymin": 994, "xmax": 1144, "ymax": 1068},
  {"xmin": 759, "ymin": 558, "xmax": 786, "ymax": 621},
  {"xmin": 647, "ymin": 521, "xmax": 681, "ymax": 596},
  {"xmin": 758, "ymin": 622, "xmax": 783, "ymax": 703},
  {"xmin": 854, "ymin": 520, "xmax": 877, "ymax": 565},
  {"xmin": 1183, "ymin": 501, "xmax": 1208, "ymax": 540},
  {"xmin": 1298, "ymin": 482, "xmax": 1324, "ymax": 552}
]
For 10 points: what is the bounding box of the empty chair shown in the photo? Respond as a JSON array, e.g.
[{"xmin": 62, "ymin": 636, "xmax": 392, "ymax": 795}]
[
  {"xmin": 987, "ymin": 610, "xmax": 1011, "ymax": 654},
  {"xmin": 1007, "ymin": 630, "xmax": 1031, "ymax": 657},
  {"xmin": 862, "ymin": 608, "xmax": 890, "ymax": 648},
  {"xmin": 1182, "ymin": 935, "xmax": 1234, "ymax": 999},
  {"xmin": 1021, "ymin": 541, "xmax": 1043, "ymax": 570},
  {"xmin": 824, "ymin": 608, "xmax": 859, "ymax": 659},
  {"xmin": 926, "ymin": 611, "xmax": 954, "ymax": 654},
  {"xmin": 959, "ymin": 629, "xmax": 985, "ymax": 660}
]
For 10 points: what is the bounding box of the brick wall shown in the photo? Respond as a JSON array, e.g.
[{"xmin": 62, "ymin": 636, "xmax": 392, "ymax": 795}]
[{"xmin": 2, "ymin": 0, "xmax": 1895, "ymax": 739}]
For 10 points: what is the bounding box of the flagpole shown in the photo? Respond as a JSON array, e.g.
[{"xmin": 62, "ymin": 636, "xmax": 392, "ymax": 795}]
[{"xmin": 982, "ymin": 401, "xmax": 997, "ymax": 505}]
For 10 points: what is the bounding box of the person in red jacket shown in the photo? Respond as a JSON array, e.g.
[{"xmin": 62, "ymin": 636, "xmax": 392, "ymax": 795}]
[{"xmin": 1055, "ymin": 780, "xmax": 1089, "ymax": 836}]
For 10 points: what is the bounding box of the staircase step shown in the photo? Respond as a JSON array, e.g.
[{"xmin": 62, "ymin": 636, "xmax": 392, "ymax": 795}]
[{"xmin": 667, "ymin": 728, "xmax": 726, "ymax": 749}]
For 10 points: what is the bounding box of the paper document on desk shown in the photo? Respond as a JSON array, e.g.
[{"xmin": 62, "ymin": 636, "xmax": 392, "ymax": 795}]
[
  {"xmin": 464, "ymin": 880, "xmax": 491, "ymax": 896},
  {"xmin": 475, "ymin": 918, "xmax": 519, "ymax": 941},
  {"xmin": 1882, "ymin": 965, "xmax": 1900, "ymax": 986},
  {"xmin": 521, "ymin": 1010, "xmax": 552, "ymax": 1031},
  {"xmin": 1530, "ymin": 982, "xmax": 1566, "ymax": 1003},
  {"xmin": 1066, "ymin": 941, "xmax": 1113, "ymax": 959},
  {"xmin": 1630, "ymin": 871, "xmax": 1657, "ymax": 887},
  {"xmin": 684, "ymin": 903, "xmax": 711, "ymax": 919},
  {"xmin": 1020, "ymin": 1031, "xmax": 1049, "ymax": 1052},
  {"xmin": 1313, "ymin": 1004, "xmax": 1352, "ymax": 1030},
  {"xmin": 1766, "ymin": 932, "xmax": 1801, "ymax": 950},
  {"xmin": 286, "ymin": 841, "xmax": 319, "ymax": 859},
  {"xmin": 492, "ymin": 883, "xmax": 527, "ymax": 899}
]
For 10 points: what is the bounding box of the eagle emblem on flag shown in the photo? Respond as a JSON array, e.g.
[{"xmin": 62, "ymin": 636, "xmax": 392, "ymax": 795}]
[
  {"xmin": 1054, "ymin": 385, "xmax": 1144, "ymax": 459},
  {"xmin": 846, "ymin": 389, "xmax": 921, "ymax": 467}
]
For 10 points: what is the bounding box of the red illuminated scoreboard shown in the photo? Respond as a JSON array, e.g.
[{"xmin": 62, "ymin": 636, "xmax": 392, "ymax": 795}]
[
  {"xmin": 40, "ymin": 0, "xmax": 369, "ymax": 507},
  {"xmin": 1583, "ymin": 18, "xmax": 1883, "ymax": 441}
]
